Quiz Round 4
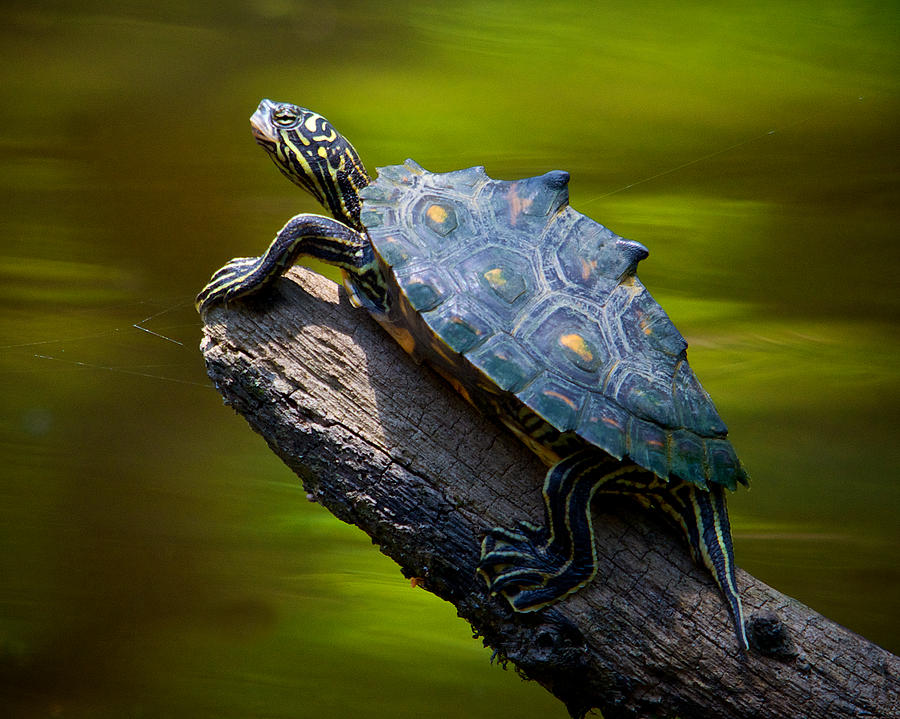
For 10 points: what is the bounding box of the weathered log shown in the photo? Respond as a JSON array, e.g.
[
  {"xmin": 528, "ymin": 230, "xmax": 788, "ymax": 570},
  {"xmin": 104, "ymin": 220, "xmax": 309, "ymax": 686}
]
[{"xmin": 199, "ymin": 267, "xmax": 898, "ymax": 719}]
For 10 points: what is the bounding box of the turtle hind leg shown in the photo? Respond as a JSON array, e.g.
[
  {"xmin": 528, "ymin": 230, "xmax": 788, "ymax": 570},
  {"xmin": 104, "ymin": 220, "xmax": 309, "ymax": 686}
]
[
  {"xmin": 196, "ymin": 213, "xmax": 376, "ymax": 314},
  {"xmin": 477, "ymin": 450, "xmax": 646, "ymax": 612},
  {"xmin": 652, "ymin": 481, "xmax": 749, "ymax": 651}
]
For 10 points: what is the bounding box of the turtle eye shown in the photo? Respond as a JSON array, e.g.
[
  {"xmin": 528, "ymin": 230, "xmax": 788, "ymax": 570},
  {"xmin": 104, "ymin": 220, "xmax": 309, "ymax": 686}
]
[{"xmin": 272, "ymin": 106, "xmax": 298, "ymax": 127}]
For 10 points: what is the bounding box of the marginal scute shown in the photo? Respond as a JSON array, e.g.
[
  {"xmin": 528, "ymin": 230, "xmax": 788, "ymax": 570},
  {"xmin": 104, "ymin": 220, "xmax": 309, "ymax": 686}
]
[
  {"xmin": 368, "ymin": 228, "xmax": 418, "ymax": 269},
  {"xmin": 359, "ymin": 208, "xmax": 383, "ymax": 228},
  {"xmin": 520, "ymin": 170, "xmax": 570, "ymax": 217},
  {"xmin": 628, "ymin": 290, "xmax": 687, "ymax": 357},
  {"xmin": 518, "ymin": 372, "xmax": 583, "ymax": 432},
  {"xmin": 554, "ymin": 217, "xmax": 621, "ymax": 297},
  {"xmin": 375, "ymin": 162, "xmax": 418, "ymax": 185},
  {"xmin": 442, "ymin": 164, "xmax": 487, "ymax": 189},
  {"xmin": 669, "ymin": 430, "xmax": 708, "ymax": 489},
  {"xmin": 706, "ymin": 439, "xmax": 748, "ymax": 490},
  {"xmin": 603, "ymin": 362, "xmax": 680, "ymax": 428},
  {"xmin": 403, "ymin": 158, "xmax": 426, "ymax": 174},
  {"xmin": 577, "ymin": 395, "xmax": 629, "ymax": 460},
  {"xmin": 481, "ymin": 174, "xmax": 567, "ymax": 233},
  {"xmin": 425, "ymin": 298, "xmax": 492, "ymax": 354},
  {"xmin": 627, "ymin": 418, "xmax": 669, "ymax": 480},
  {"xmin": 405, "ymin": 282, "xmax": 441, "ymax": 312},
  {"xmin": 359, "ymin": 183, "xmax": 401, "ymax": 203},
  {"xmin": 466, "ymin": 334, "xmax": 539, "ymax": 393},
  {"xmin": 616, "ymin": 239, "xmax": 650, "ymax": 274},
  {"xmin": 396, "ymin": 266, "xmax": 450, "ymax": 312}
]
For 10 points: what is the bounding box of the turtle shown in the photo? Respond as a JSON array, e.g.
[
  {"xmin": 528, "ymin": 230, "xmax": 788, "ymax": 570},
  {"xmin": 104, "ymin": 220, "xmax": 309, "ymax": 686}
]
[{"xmin": 197, "ymin": 99, "xmax": 750, "ymax": 650}]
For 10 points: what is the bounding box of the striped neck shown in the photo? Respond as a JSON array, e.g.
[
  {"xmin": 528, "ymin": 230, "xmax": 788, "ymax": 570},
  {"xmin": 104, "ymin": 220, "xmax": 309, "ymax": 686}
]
[{"xmin": 251, "ymin": 100, "xmax": 370, "ymax": 231}]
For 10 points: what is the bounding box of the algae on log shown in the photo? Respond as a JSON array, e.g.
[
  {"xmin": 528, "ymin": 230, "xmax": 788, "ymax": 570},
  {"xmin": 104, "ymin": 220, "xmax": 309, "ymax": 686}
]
[{"xmin": 199, "ymin": 267, "xmax": 899, "ymax": 719}]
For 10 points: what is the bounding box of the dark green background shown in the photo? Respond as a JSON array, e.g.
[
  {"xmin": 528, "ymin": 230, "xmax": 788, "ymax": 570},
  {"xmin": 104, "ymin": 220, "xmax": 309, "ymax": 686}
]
[{"xmin": 1, "ymin": 2, "xmax": 897, "ymax": 717}]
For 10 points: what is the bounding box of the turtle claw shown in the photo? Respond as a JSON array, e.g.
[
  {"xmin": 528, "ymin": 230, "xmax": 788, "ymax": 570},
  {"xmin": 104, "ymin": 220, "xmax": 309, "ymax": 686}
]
[
  {"xmin": 485, "ymin": 520, "xmax": 546, "ymax": 547},
  {"xmin": 478, "ymin": 519, "xmax": 598, "ymax": 612},
  {"xmin": 195, "ymin": 256, "xmax": 265, "ymax": 313},
  {"xmin": 478, "ymin": 523, "xmax": 559, "ymax": 597}
]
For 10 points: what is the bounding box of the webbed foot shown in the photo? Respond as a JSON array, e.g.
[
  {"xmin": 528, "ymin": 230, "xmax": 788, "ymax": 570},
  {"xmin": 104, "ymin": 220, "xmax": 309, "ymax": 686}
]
[{"xmin": 478, "ymin": 520, "xmax": 595, "ymax": 612}]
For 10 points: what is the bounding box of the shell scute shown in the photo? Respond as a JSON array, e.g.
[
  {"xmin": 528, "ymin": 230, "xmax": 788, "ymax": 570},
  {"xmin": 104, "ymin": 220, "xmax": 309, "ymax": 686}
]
[
  {"xmin": 481, "ymin": 172, "xmax": 567, "ymax": 234},
  {"xmin": 374, "ymin": 159, "xmax": 424, "ymax": 185},
  {"xmin": 393, "ymin": 265, "xmax": 450, "ymax": 312},
  {"xmin": 706, "ymin": 439, "xmax": 748, "ymax": 490},
  {"xmin": 553, "ymin": 216, "xmax": 622, "ymax": 298},
  {"xmin": 416, "ymin": 197, "xmax": 462, "ymax": 237},
  {"xmin": 466, "ymin": 333, "xmax": 540, "ymax": 394},
  {"xmin": 669, "ymin": 430, "xmax": 708, "ymax": 489},
  {"xmin": 516, "ymin": 372, "xmax": 584, "ymax": 432},
  {"xmin": 521, "ymin": 304, "xmax": 607, "ymax": 380},
  {"xmin": 672, "ymin": 361, "xmax": 728, "ymax": 437},
  {"xmin": 518, "ymin": 170, "xmax": 570, "ymax": 217},
  {"xmin": 424, "ymin": 296, "xmax": 493, "ymax": 354},
  {"xmin": 367, "ymin": 227, "xmax": 420, "ymax": 269},
  {"xmin": 457, "ymin": 247, "xmax": 534, "ymax": 320},
  {"xmin": 577, "ymin": 395, "xmax": 629, "ymax": 460},
  {"xmin": 627, "ymin": 418, "xmax": 669, "ymax": 481},
  {"xmin": 602, "ymin": 360, "xmax": 679, "ymax": 429},
  {"xmin": 441, "ymin": 164, "xmax": 487, "ymax": 190},
  {"xmin": 627, "ymin": 289, "xmax": 688, "ymax": 358},
  {"xmin": 359, "ymin": 183, "xmax": 401, "ymax": 204}
]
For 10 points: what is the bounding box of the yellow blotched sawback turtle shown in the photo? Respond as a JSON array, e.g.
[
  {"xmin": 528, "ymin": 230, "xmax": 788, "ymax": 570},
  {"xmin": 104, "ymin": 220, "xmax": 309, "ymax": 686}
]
[{"xmin": 197, "ymin": 100, "xmax": 750, "ymax": 649}]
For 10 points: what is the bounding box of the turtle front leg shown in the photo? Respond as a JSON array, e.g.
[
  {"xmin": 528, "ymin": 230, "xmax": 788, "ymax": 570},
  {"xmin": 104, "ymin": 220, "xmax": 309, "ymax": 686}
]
[
  {"xmin": 478, "ymin": 451, "xmax": 645, "ymax": 611},
  {"xmin": 196, "ymin": 213, "xmax": 377, "ymax": 314}
]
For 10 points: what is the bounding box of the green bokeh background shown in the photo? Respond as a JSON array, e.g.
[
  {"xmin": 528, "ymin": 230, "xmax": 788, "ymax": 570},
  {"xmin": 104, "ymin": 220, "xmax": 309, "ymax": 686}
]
[{"xmin": 1, "ymin": 2, "xmax": 897, "ymax": 717}]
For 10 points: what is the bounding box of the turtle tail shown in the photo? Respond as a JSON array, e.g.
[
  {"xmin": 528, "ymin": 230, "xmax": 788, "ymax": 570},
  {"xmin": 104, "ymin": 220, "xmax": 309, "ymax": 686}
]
[{"xmin": 653, "ymin": 480, "xmax": 749, "ymax": 651}]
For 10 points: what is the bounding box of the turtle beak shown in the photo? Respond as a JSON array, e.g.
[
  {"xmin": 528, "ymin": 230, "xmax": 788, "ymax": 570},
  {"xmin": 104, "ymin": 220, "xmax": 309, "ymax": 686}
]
[{"xmin": 250, "ymin": 99, "xmax": 278, "ymax": 144}]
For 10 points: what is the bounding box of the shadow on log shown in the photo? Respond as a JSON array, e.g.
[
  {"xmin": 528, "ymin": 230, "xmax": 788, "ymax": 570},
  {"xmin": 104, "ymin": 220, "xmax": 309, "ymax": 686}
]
[{"xmin": 200, "ymin": 267, "xmax": 898, "ymax": 719}]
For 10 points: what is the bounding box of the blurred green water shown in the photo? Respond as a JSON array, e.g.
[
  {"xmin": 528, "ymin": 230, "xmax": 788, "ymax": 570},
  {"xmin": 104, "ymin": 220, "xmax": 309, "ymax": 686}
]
[{"xmin": 0, "ymin": 1, "xmax": 897, "ymax": 716}]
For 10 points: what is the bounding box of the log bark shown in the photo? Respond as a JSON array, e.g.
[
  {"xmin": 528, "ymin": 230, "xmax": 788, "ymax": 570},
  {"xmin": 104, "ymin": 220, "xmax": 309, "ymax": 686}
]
[{"xmin": 199, "ymin": 267, "xmax": 899, "ymax": 719}]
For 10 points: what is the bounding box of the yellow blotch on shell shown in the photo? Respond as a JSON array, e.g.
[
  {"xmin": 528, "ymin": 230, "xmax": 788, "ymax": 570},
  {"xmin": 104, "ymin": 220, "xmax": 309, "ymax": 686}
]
[
  {"xmin": 544, "ymin": 389, "xmax": 579, "ymax": 410},
  {"xmin": 426, "ymin": 204, "xmax": 449, "ymax": 224},
  {"xmin": 317, "ymin": 146, "xmax": 328, "ymax": 159},
  {"xmin": 559, "ymin": 333, "xmax": 594, "ymax": 363},
  {"xmin": 639, "ymin": 312, "xmax": 653, "ymax": 336},
  {"xmin": 484, "ymin": 267, "xmax": 506, "ymax": 287}
]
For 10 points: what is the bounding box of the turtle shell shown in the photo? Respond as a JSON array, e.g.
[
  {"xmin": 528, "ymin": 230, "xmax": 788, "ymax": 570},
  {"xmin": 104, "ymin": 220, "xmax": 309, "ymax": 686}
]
[{"xmin": 358, "ymin": 159, "xmax": 747, "ymax": 491}]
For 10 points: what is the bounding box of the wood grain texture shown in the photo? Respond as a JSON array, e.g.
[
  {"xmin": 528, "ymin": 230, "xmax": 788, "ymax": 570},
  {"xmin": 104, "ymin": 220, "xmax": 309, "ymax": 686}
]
[{"xmin": 200, "ymin": 267, "xmax": 898, "ymax": 719}]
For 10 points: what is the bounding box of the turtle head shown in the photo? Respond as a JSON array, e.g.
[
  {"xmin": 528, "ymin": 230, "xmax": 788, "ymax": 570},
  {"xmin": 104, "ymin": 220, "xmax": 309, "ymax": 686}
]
[{"xmin": 250, "ymin": 99, "xmax": 369, "ymax": 231}]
